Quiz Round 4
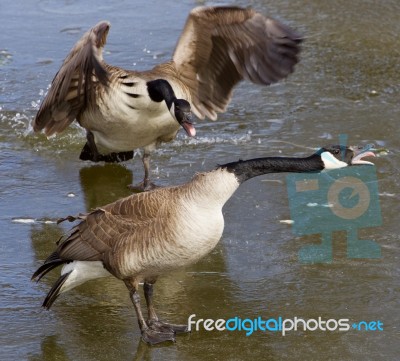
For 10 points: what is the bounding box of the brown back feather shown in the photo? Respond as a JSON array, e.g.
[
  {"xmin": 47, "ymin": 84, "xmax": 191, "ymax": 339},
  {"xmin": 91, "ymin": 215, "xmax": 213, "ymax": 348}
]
[{"xmin": 54, "ymin": 187, "xmax": 180, "ymax": 264}]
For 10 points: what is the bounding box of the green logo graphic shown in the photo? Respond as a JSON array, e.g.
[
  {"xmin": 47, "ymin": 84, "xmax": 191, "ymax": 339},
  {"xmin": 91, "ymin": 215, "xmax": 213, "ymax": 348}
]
[{"xmin": 286, "ymin": 138, "xmax": 382, "ymax": 263}]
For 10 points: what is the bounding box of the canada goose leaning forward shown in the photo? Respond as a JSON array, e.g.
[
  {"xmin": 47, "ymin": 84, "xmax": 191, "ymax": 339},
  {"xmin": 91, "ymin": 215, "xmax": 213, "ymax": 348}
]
[
  {"xmin": 32, "ymin": 6, "xmax": 302, "ymax": 190},
  {"xmin": 32, "ymin": 145, "xmax": 375, "ymax": 345}
]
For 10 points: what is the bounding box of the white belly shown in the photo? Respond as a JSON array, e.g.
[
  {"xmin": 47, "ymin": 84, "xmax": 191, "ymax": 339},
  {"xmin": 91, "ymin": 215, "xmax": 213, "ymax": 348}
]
[
  {"xmin": 79, "ymin": 81, "xmax": 181, "ymax": 152},
  {"xmin": 85, "ymin": 110, "xmax": 180, "ymax": 152}
]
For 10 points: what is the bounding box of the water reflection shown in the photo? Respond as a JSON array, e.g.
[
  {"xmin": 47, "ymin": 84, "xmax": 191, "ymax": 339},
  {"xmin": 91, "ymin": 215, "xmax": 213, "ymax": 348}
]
[
  {"xmin": 28, "ymin": 335, "xmax": 71, "ymax": 361},
  {"xmin": 79, "ymin": 163, "xmax": 133, "ymax": 210}
]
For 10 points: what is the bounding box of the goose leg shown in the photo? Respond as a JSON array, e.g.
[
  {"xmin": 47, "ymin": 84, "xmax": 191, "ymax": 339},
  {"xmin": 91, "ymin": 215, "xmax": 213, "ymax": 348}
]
[
  {"xmin": 129, "ymin": 149, "xmax": 158, "ymax": 192},
  {"xmin": 144, "ymin": 281, "xmax": 189, "ymax": 334},
  {"xmin": 124, "ymin": 280, "xmax": 175, "ymax": 345},
  {"xmin": 142, "ymin": 152, "xmax": 156, "ymax": 190}
]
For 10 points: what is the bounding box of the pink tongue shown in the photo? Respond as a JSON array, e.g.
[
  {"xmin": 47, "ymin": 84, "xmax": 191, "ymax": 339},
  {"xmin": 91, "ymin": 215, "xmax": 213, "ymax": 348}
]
[{"xmin": 182, "ymin": 122, "xmax": 196, "ymax": 137}]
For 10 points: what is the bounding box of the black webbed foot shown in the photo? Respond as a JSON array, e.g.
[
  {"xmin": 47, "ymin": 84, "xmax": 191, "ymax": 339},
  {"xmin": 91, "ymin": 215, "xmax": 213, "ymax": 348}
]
[
  {"xmin": 147, "ymin": 319, "xmax": 189, "ymax": 335},
  {"xmin": 79, "ymin": 141, "xmax": 100, "ymax": 162},
  {"xmin": 141, "ymin": 326, "xmax": 175, "ymax": 345},
  {"xmin": 79, "ymin": 142, "xmax": 134, "ymax": 163}
]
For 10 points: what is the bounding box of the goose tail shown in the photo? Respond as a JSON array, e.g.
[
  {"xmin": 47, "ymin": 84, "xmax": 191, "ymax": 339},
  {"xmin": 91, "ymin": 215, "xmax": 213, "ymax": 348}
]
[
  {"xmin": 42, "ymin": 272, "xmax": 72, "ymax": 310},
  {"xmin": 31, "ymin": 251, "xmax": 70, "ymax": 309},
  {"xmin": 33, "ymin": 259, "xmax": 112, "ymax": 310},
  {"xmin": 31, "ymin": 254, "xmax": 65, "ymax": 282}
]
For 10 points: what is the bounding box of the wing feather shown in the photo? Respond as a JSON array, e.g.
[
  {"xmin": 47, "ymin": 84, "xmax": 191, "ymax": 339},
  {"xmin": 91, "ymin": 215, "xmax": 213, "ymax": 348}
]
[
  {"xmin": 52, "ymin": 188, "xmax": 175, "ymax": 262},
  {"xmin": 32, "ymin": 21, "xmax": 110, "ymax": 136},
  {"xmin": 173, "ymin": 7, "xmax": 302, "ymax": 120}
]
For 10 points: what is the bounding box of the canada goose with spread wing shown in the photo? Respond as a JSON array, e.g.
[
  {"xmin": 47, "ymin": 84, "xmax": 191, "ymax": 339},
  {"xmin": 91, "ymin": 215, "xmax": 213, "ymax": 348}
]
[{"xmin": 32, "ymin": 6, "xmax": 302, "ymax": 190}]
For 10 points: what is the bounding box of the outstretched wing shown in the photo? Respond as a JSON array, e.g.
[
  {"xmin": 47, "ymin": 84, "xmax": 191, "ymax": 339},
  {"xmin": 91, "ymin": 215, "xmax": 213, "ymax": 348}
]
[
  {"xmin": 173, "ymin": 6, "xmax": 302, "ymax": 120},
  {"xmin": 32, "ymin": 21, "xmax": 110, "ymax": 136}
]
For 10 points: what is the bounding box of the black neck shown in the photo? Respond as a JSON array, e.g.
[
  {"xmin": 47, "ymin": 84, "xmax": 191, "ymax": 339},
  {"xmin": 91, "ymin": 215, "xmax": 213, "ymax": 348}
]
[
  {"xmin": 147, "ymin": 79, "xmax": 176, "ymax": 109},
  {"xmin": 221, "ymin": 154, "xmax": 324, "ymax": 183}
]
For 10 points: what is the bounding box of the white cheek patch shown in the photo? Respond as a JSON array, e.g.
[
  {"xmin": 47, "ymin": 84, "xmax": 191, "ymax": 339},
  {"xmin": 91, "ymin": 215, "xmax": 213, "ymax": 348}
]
[{"xmin": 321, "ymin": 151, "xmax": 348, "ymax": 169}]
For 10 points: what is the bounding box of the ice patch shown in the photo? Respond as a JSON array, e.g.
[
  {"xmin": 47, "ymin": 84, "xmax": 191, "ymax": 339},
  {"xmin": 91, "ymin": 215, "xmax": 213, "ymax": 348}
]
[
  {"xmin": 12, "ymin": 218, "xmax": 57, "ymax": 224},
  {"xmin": 280, "ymin": 220, "xmax": 294, "ymax": 225}
]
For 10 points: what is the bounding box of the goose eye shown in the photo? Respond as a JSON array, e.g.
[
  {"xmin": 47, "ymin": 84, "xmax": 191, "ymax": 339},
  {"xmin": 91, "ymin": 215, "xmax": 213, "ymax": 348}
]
[{"xmin": 333, "ymin": 149, "xmax": 340, "ymax": 155}]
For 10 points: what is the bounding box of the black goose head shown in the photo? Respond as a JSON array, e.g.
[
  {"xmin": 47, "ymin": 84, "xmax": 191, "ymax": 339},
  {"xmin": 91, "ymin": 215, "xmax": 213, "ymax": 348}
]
[
  {"xmin": 147, "ymin": 79, "xmax": 196, "ymax": 137},
  {"xmin": 170, "ymin": 98, "xmax": 196, "ymax": 137},
  {"xmin": 316, "ymin": 144, "xmax": 376, "ymax": 169}
]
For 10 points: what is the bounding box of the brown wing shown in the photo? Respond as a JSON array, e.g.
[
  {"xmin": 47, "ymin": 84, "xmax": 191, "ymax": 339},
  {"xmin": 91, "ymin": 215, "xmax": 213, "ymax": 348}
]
[
  {"xmin": 173, "ymin": 6, "xmax": 302, "ymax": 120},
  {"xmin": 32, "ymin": 21, "xmax": 110, "ymax": 136},
  {"xmin": 54, "ymin": 187, "xmax": 176, "ymax": 262}
]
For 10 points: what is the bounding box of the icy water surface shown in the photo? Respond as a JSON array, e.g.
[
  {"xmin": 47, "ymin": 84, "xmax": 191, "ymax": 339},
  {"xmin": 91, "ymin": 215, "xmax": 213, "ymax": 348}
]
[{"xmin": 1, "ymin": 0, "xmax": 399, "ymax": 360}]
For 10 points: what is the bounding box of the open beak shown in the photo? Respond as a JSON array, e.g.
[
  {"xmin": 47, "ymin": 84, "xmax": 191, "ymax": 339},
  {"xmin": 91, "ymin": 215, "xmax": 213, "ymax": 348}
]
[
  {"xmin": 351, "ymin": 144, "xmax": 376, "ymax": 165},
  {"xmin": 180, "ymin": 113, "xmax": 196, "ymax": 137}
]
